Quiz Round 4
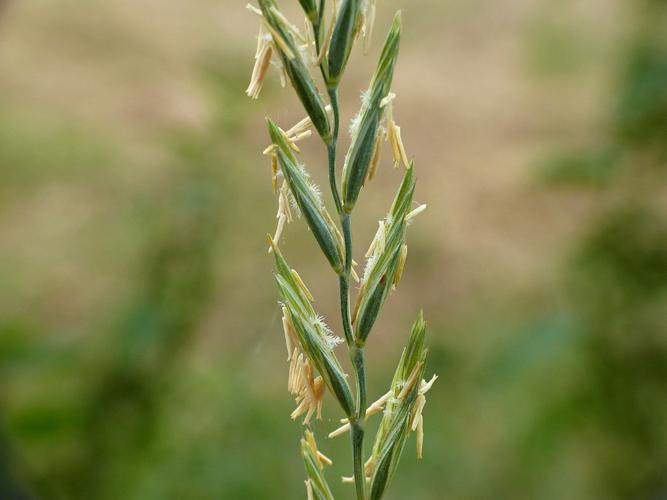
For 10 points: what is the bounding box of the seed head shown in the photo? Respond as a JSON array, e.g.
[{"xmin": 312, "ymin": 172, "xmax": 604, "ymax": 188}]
[
  {"xmin": 301, "ymin": 430, "xmax": 334, "ymax": 499},
  {"xmin": 249, "ymin": 3, "xmax": 433, "ymax": 496},
  {"xmin": 354, "ymin": 166, "xmax": 415, "ymax": 343},
  {"xmin": 341, "ymin": 12, "xmax": 402, "ymax": 213},
  {"xmin": 366, "ymin": 312, "xmax": 432, "ymax": 498},
  {"xmin": 257, "ymin": 0, "xmax": 332, "ymax": 142},
  {"xmin": 327, "ymin": 0, "xmax": 362, "ymax": 87}
]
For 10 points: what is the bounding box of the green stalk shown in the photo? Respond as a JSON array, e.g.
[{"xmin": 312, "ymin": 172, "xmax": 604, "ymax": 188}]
[
  {"xmin": 313, "ymin": 0, "xmax": 330, "ymax": 91},
  {"xmin": 328, "ymin": 143, "xmax": 343, "ymax": 216},
  {"xmin": 350, "ymin": 420, "xmax": 366, "ymax": 500},
  {"xmin": 314, "ymin": 0, "xmax": 325, "ymax": 52},
  {"xmin": 326, "ymin": 88, "xmax": 343, "ymax": 215},
  {"xmin": 351, "ymin": 343, "xmax": 367, "ymax": 487},
  {"xmin": 327, "ymin": 85, "xmax": 367, "ymax": 500},
  {"xmin": 352, "ymin": 345, "xmax": 367, "ymax": 418}
]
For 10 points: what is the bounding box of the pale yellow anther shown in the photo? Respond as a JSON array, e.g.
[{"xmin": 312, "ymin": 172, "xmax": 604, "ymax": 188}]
[
  {"xmin": 317, "ymin": 0, "xmax": 338, "ymax": 64},
  {"xmin": 270, "ymin": 155, "xmax": 278, "ymax": 192},
  {"xmin": 313, "ymin": 376, "xmax": 324, "ymax": 419},
  {"xmin": 302, "ymin": 384, "xmax": 318, "ymax": 424},
  {"xmin": 351, "ymin": 284, "xmax": 364, "ymax": 324},
  {"xmin": 296, "ymin": 355, "xmax": 306, "ymax": 392},
  {"xmin": 364, "ymin": 455, "xmax": 375, "ymax": 476},
  {"xmin": 395, "ymin": 124, "xmax": 409, "ymax": 168},
  {"xmin": 328, "ymin": 422, "xmax": 351, "ymax": 438},
  {"xmin": 380, "ymin": 92, "xmax": 396, "ymax": 108},
  {"xmin": 280, "ymin": 184, "xmax": 293, "ymax": 222},
  {"xmin": 288, "ymin": 347, "xmax": 299, "ymax": 391},
  {"xmin": 365, "ymin": 242, "xmax": 375, "ymax": 259},
  {"xmin": 388, "ymin": 119, "xmax": 409, "ymax": 168},
  {"xmin": 411, "ymin": 393, "xmax": 426, "ymax": 431},
  {"xmin": 338, "ymin": 390, "xmax": 390, "ymax": 427},
  {"xmin": 289, "ymin": 130, "xmax": 312, "ymax": 142},
  {"xmin": 416, "ymin": 415, "xmax": 424, "ymax": 459},
  {"xmin": 270, "ymin": 6, "xmax": 305, "ymax": 43},
  {"xmin": 291, "ymin": 353, "xmax": 305, "ymax": 394},
  {"xmin": 405, "ymin": 375, "xmax": 437, "ymax": 457},
  {"xmin": 406, "ymin": 204, "xmax": 427, "ymax": 221},
  {"xmin": 388, "ymin": 120, "xmax": 400, "ymax": 168},
  {"xmin": 253, "ymin": 23, "xmax": 265, "ymax": 58},
  {"xmin": 354, "ymin": 392, "xmax": 389, "ymax": 421},
  {"xmin": 393, "ymin": 244, "xmax": 408, "ymax": 287},
  {"xmin": 302, "ymin": 361, "xmax": 314, "ymax": 399},
  {"xmin": 290, "ymin": 360, "xmax": 325, "ymax": 425},
  {"xmin": 420, "ymin": 374, "xmax": 438, "ymax": 394},
  {"xmin": 341, "ymin": 475, "xmax": 371, "ymax": 484},
  {"xmin": 291, "ymin": 400, "xmax": 308, "ymax": 421},
  {"xmin": 277, "ymin": 186, "xmax": 286, "ymax": 217},
  {"xmin": 304, "ymin": 407, "xmax": 316, "ymax": 427},
  {"xmin": 262, "ymin": 21, "xmax": 295, "ymax": 59},
  {"xmin": 323, "ymin": 209, "xmax": 345, "ymax": 255},
  {"xmin": 291, "ymin": 269, "xmax": 314, "ymax": 302},
  {"xmin": 280, "ymin": 129, "xmax": 302, "ymax": 153},
  {"xmin": 397, "ymin": 361, "xmax": 423, "ymax": 401},
  {"xmin": 290, "ymin": 350, "xmax": 299, "ymax": 391},
  {"xmin": 269, "ymin": 213, "xmax": 287, "ymax": 253},
  {"xmin": 246, "ymin": 42, "xmax": 273, "ymax": 99},
  {"xmin": 246, "ymin": 21, "xmax": 276, "ymax": 101},
  {"xmin": 284, "ymin": 106, "xmax": 333, "ymax": 143},
  {"xmin": 282, "ymin": 310, "xmax": 295, "ymax": 361},
  {"xmin": 246, "ymin": 3, "xmax": 262, "ymax": 16},
  {"xmin": 305, "ymin": 479, "xmax": 314, "ymax": 500},
  {"xmin": 366, "ymin": 131, "xmax": 383, "ymax": 183},
  {"xmin": 304, "ymin": 16, "xmax": 317, "ymax": 63},
  {"xmin": 365, "ymin": 220, "xmax": 386, "ymax": 258},
  {"xmin": 305, "ymin": 429, "xmax": 317, "ymax": 452},
  {"xmin": 300, "ymin": 376, "xmax": 319, "ymax": 425},
  {"xmin": 350, "ymin": 259, "xmax": 360, "ymax": 282},
  {"xmin": 286, "ymin": 115, "xmax": 313, "ymax": 137},
  {"xmin": 366, "ymin": 390, "xmax": 392, "ymax": 416},
  {"xmin": 317, "ymin": 450, "xmax": 333, "ymax": 466}
]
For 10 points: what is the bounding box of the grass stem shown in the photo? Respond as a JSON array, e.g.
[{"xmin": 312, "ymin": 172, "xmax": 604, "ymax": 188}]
[{"xmin": 329, "ymin": 98, "xmax": 367, "ymax": 499}]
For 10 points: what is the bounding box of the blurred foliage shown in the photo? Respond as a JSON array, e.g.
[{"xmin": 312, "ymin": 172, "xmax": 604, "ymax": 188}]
[
  {"xmin": 0, "ymin": 52, "xmax": 240, "ymax": 498},
  {"xmin": 537, "ymin": 1, "xmax": 667, "ymax": 186},
  {"xmin": 522, "ymin": 3, "xmax": 598, "ymax": 78},
  {"xmin": 1, "ymin": 0, "xmax": 666, "ymax": 499},
  {"xmin": 531, "ymin": 1, "xmax": 667, "ymax": 498},
  {"xmin": 614, "ymin": 9, "xmax": 667, "ymax": 158},
  {"xmin": 569, "ymin": 207, "xmax": 667, "ymax": 499},
  {"xmin": 537, "ymin": 146, "xmax": 620, "ymax": 188}
]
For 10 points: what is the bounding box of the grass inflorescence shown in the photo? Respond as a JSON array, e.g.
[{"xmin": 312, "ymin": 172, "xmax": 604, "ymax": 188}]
[{"xmin": 246, "ymin": 1, "xmax": 436, "ymax": 498}]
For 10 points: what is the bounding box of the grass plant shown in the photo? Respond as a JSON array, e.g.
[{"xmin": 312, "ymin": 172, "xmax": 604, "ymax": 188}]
[{"xmin": 246, "ymin": 2, "xmax": 436, "ymax": 498}]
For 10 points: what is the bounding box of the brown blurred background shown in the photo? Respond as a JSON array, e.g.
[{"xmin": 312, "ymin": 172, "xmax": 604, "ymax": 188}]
[{"xmin": 1, "ymin": 0, "xmax": 666, "ymax": 498}]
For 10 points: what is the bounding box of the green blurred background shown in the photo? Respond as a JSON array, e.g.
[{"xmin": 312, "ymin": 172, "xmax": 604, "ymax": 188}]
[{"xmin": 1, "ymin": 0, "xmax": 666, "ymax": 498}]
